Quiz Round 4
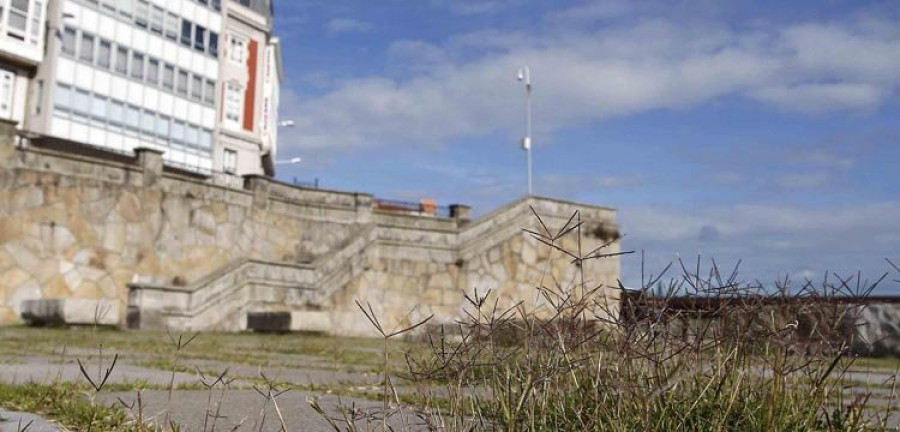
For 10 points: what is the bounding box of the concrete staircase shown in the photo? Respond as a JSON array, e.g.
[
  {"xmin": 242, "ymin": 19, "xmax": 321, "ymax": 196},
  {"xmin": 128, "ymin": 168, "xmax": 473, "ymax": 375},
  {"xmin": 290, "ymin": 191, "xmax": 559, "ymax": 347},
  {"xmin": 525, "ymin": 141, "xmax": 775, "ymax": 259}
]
[
  {"xmin": 126, "ymin": 197, "xmax": 618, "ymax": 333},
  {"xmin": 127, "ymin": 225, "xmax": 381, "ymax": 332}
]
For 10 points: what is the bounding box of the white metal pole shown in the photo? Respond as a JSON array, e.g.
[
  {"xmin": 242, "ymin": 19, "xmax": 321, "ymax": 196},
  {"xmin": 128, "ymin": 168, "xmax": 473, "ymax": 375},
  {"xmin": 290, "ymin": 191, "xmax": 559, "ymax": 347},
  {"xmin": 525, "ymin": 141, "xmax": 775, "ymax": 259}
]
[
  {"xmin": 526, "ymin": 79, "xmax": 533, "ymax": 196},
  {"xmin": 519, "ymin": 66, "xmax": 533, "ymax": 196}
]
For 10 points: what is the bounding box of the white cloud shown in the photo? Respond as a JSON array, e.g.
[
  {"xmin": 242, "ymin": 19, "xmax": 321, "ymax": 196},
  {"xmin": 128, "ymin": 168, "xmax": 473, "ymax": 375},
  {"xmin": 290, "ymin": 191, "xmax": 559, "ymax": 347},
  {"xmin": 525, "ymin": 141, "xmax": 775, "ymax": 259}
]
[
  {"xmin": 547, "ymin": 0, "xmax": 640, "ymax": 24},
  {"xmin": 282, "ymin": 14, "xmax": 900, "ymax": 153},
  {"xmin": 772, "ymin": 172, "xmax": 832, "ymax": 189},
  {"xmin": 792, "ymin": 148, "xmax": 856, "ymax": 170},
  {"xmin": 326, "ymin": 18, "xmax": 373, "ymax": 35},
  {"xmin": 625, "ymin": 202, "xmax": 900, "ymax": 245},
  {"xmin": 430, "ymin": 0, "xmax": 524, "ymax": 15},
  {"xmin": 752, "ymin": 83, "xmax": 888, "ymax": 114},
  {"xmin": 594, "ymin": 174, "xmax": 646, "ymax": 189},
  {"xmin": 620, "ymin": 202, "xmax": 900, "ymax": 287},
  {"xmin": 387, "ymin": 41, "xmax": 451, "ymax": 74}
]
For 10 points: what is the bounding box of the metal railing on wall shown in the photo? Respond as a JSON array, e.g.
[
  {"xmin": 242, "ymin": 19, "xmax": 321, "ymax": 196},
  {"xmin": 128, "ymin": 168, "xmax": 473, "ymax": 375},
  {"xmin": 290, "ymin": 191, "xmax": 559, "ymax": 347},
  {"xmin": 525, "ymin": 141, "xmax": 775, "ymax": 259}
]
[
  {"xmin": 374, "ymin": 198, "xmax": 451, "ymax": 218},
  {"xmin": 292, "ymin": 177, "xmax": 319, "ymax": 189}
]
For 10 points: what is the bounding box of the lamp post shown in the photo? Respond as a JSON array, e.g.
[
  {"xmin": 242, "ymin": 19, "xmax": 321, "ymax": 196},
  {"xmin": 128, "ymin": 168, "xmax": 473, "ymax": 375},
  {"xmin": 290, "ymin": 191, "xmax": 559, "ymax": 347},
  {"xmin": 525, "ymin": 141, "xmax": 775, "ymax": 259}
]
[{"xmin": 517, "ymin": 67, "xmax": 533, "ymax": 196}]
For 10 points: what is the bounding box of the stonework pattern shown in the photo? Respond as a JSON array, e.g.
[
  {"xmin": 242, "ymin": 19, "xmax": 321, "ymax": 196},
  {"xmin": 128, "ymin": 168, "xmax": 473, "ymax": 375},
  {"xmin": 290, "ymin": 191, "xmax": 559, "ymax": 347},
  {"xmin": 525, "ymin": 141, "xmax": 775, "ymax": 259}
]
[{"xmin": 1, "ymin": 127, "xmax": 622, "ymax": 336}]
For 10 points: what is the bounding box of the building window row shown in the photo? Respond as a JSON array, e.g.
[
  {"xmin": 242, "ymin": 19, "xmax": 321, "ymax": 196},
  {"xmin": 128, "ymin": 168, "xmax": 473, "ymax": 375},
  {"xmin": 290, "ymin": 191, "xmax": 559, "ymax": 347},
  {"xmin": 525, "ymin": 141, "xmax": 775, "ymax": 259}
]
[
  {"xmin": 54, "ymin": 83, "xmax": 214, "ymax": 153},
  {"xmin": 77, "ymin": 0, "xmax": 220, "ymax": 60},
  {"xmin": 62, "ymin": 26, "xmax": 217, "ymax": 107},
  {"xmin": 2, "ymin": 0, "xmax": 43, "ymax": 45},
  {"xmin": 223, "ymin": 81, "xmax": 244, "ymax": 130}
]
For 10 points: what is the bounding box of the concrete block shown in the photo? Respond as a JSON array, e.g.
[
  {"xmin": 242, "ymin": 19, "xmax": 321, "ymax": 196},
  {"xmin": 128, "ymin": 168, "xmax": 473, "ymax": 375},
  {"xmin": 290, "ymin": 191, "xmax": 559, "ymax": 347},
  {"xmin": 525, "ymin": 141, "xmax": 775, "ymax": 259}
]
[
  {"xmin": 21, "ymin": 299, "xmax": 119, "ymax": 326},
  {"xmin": 289, "ymin": 311, "xmax": 333, "ymax": 333}
]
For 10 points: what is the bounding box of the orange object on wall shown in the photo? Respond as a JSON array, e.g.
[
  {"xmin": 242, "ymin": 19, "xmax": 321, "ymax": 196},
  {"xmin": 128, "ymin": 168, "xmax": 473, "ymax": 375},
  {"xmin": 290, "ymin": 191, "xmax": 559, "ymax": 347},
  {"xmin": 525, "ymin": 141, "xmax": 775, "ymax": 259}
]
[
  {"xmin": 420, "ymin": 198, "xmax": 438, "ymax": 215},
  {"xmin": 244, "ymin": 40, "xmax": 258, "ymax": 132}
]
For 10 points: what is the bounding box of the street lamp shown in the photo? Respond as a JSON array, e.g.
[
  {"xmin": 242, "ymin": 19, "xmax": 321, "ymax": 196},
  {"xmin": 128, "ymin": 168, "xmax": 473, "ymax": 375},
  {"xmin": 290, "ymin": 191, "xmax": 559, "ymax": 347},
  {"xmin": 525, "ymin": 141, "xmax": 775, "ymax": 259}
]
[
  {"xmin": 278, "ymin": 120, "xmax": 295, "ymax": 128},
  {"xmin": 517, "ymin": 66, "xmax": 533, "ymax": 196}
]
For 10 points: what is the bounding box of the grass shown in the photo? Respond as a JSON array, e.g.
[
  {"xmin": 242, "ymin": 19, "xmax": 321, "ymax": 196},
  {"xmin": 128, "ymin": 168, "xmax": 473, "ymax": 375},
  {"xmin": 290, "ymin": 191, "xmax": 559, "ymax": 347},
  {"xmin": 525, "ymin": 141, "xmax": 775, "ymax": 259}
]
[
  {"xmin": 0, "ymin": 326, "xmax": 419, "ymax": 373},
  {"xmin": 0, "ymin": 382, "xmax": 136, "ymax": 431}
]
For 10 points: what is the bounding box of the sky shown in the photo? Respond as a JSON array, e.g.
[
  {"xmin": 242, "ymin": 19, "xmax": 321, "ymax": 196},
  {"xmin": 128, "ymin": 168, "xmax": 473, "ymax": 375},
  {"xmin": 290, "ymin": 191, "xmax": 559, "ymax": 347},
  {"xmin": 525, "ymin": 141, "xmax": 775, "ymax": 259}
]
[{"xmin": 270, "ymin": 0, "xmax": 900, "ymax": 293}]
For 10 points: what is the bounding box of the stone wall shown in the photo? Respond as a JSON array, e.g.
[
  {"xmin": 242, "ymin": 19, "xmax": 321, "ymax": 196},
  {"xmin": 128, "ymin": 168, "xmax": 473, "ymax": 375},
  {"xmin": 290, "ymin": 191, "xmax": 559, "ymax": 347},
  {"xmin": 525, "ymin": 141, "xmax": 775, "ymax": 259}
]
[{"xmin": 0, "ymin": 128, "xmax": 621, "ymax": 336}]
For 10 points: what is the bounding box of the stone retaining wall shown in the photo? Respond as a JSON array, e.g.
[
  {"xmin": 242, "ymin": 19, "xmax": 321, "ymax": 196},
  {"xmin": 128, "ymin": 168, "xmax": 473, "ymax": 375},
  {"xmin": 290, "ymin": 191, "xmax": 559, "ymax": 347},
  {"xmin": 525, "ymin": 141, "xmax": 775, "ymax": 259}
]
[{"xmin": 0, "ymin": 127, "xmax": 621, "ymax": 335}]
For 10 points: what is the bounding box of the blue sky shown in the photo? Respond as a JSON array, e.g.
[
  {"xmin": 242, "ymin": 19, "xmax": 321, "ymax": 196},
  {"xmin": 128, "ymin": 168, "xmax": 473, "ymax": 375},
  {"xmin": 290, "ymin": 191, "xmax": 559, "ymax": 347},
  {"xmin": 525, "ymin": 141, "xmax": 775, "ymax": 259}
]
[{"xmin": 271, "ymin": 0, "xmax": 900, "ymax": 292}]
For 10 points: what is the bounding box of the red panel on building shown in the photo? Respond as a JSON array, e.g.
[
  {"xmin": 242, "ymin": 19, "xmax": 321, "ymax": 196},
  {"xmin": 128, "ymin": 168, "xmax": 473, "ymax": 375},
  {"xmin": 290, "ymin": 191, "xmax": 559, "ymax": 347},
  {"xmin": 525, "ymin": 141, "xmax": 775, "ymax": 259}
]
[{"xmin": 244, "ymin": 40, "xmax": 259, "ymax": 132}]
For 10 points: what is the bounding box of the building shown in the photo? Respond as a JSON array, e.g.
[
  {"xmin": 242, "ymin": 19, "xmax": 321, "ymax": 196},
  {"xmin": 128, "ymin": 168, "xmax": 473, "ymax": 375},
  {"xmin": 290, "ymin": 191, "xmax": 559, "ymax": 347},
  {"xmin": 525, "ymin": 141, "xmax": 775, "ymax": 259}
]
[
  {"xmin": 216, "ymin": 0, "xmax": 281, "ymax": 177},
  {"xmin": 7, "ymin": 0, "xmax": 280, "ymax": 178},
  {"xmin": 216, "ymin": 0, "xmax": 281, "ymax": 178},
  {"xmin": 0, "ymin": 0, "xmax": 49, "ymax": 126}
]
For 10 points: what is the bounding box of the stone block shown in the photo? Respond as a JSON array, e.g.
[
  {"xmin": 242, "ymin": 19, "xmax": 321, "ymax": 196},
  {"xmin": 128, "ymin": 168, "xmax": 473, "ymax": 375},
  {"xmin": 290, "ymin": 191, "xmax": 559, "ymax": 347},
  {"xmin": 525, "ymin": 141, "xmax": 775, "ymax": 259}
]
[
  {"xmin": 849, "ymin": 303, "xmax": 900, "ymax": 357},
  {"xmin": 21, "ymin": 299, "xmax": 119, "ymax": 326}
]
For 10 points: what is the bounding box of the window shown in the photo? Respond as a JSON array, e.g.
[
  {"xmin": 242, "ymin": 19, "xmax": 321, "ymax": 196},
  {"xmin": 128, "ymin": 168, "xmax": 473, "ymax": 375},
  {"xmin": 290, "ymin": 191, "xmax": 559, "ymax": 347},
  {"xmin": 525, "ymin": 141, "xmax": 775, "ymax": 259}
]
[
  {"xmin": 7, "ymin": 0, "xmax": 29, "ymax": 37},
  {"xmin": 194, "ymin": 25, "xmax": 206, "ymax": 53},
  {"xmin": 53, "ymin": 84, "xmax": 73, "ymax": 113},
  {"xmin": 164, "ymin": 12, "xmax": 179, "ymax": 41},
  {"xmin": 131, "ymin": 52, "xmax": 144, "ymax": 80},
  {"xmin": 91, "ymin": 95, "xmax": 107, "ymax": 119},
  {"xmin": 203, "ymin": 79, "xmax": 215, "ymax": 105},
  {"xmin": 224, "ymin": 82, "xmax": 243, "ymax": 129},
  {"xmin": 29, "ymin": 0, "xmax": 42, "ymax": 44},
  {"xmin": 156, "ymin": 115, "xmax": 170, "ymax": 138},
  {"xmin": 199, "ymin": 129, "xmax": 212, "ymax": 149},
  {"xmin": 223, "ymin": 149, "xmax": 237, "ymax": 174},
  {"xmin": 191, "ymin": 75, "xmax": 202, "ymax": 100},
  {"xmin": 180, "ymin": 20, "xmax": 192, "ymax": 47},
  {"xmin": 229, "ymin": 35, "xmax": 246, "ymax": 63},
  {"xmin": 115, "ymin": 47, "xmax": 128, "ymax": 75},
  {"xmin": 149, "ymin": 6, "xmax": 164, "ymax": 34},
  {"xmin": 135, "ymin": 0, "xmax": 149, "ymax": 28},
  {"xmin": 97, "ymin": 40, "xmax": 111, "ymax": 69},
  {"xmin": 208, "ymin": 32, "xmax": 219, "ymax": 58},
  {"xmin": 108, "ymin": 100, "xmax": 124, "ymax": 126},
  {"xmin": 176, "ymin": 70, "xmax": 188, "ymax": 96},
  {"xmin": 186, "ymin": 124, "xmax": 199, "ymax": 146},
  {"xmin": 125, "ymin": 104, "xmax": 140, "ymax": 130},
  {"xmin": 118, "ymin": 0, "xmax": 133, "ymax": 18},
  {"xmin": 79, "ymin": 33, "xmax": 95, "ymax": 62},
  {"xmin": 62, "ymin": 27, "xmax": 77, "ymax": 56},
  {"xmin": 147, "ymin": 58, "xmax": 159, "ymax": 85},
  {"xmin": 171, "ymin": 120, "xmax": 185, "ymax": 143},
  {"xmin": 162, "ymin": 64, "xmax": 175, "ymax": 90},
  {"xmin": 0, "ymin": 69, "xmax": 14, "ymax": 119},
  {"xmin": 211, "ymin": 0, "xmax": 221, "ymax": 12},
  {"xmin": 140, "ymin": 109, "xmax": 155, "ymax": 134},
  {"xmin": 73, "ymin": 89, "xmax": 91, "ymax": 116},
  {"xmin": 100, "ymin": 0, "xmax": 116, "ymax": 13}
]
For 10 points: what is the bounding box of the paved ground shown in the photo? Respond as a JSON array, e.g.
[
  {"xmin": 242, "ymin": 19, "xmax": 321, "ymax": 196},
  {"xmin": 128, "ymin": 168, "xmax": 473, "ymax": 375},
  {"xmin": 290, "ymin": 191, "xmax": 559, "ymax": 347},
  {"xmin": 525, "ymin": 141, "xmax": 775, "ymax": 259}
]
[
  {"xmin": 0, "ymin": 327, "xmax": 429, "ymax": 431},
  {"xmin": 0, "ymin": 410, "xmax": 59, "ymax": 432},
  {"xmin": 99, "ymin": 390, "xmax": 429, "ymax": 432},
  {"xmin": 1, "ymin": 327, "xmax": 899, "ymax": 431}
]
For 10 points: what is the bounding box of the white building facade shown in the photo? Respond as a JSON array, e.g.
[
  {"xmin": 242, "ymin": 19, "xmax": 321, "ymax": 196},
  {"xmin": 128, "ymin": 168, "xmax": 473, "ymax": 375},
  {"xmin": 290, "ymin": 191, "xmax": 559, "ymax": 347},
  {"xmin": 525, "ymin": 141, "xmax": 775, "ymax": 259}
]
[
  {"xmin": 0, "ymin": 0, "xmax": 48, "ymax": 125},
  {"xmin": 216, "ymin": 0, "xmax": 281, "ymax": 177},
  {"xmin": 12, "ymin": 0, "xmax": 281, "ymax": 177}
]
